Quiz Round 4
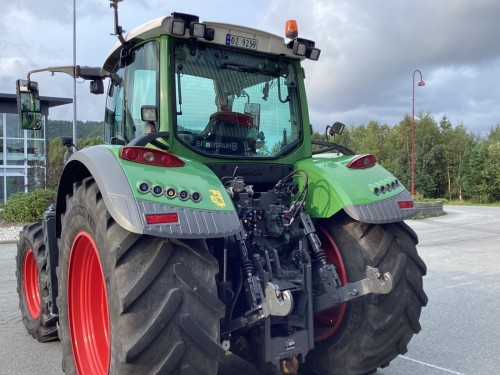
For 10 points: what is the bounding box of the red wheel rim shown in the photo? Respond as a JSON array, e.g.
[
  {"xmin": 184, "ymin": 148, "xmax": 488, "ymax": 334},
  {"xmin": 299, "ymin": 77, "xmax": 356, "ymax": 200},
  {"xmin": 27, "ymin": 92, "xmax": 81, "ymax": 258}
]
[
  {"xmin": 314, "ymin": 225, "xmax": 348, "ymax": 341},
  {"xmin": 23, "ymin": 249, "xmax": 40, "ymax": 319},
  {"xmin": 68, "ymin": 232, "xmax": 110, "ymax": 375}
]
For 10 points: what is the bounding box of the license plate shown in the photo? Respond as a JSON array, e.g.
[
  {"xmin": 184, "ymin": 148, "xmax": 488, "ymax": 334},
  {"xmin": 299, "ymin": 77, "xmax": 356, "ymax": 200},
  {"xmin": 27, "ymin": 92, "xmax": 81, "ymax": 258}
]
[{"xmin": 226, "ymin": 34, "xmax": 258, "ymax": 50}]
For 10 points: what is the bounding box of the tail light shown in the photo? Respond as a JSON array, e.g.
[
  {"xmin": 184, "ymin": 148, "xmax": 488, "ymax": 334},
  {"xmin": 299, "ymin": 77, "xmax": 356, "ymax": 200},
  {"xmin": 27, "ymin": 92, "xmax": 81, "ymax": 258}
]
[
  {"xmin": 120, "ymin": 147, "xmax": 184, "ymax": 167},
  {"xmin": 347, "ymin": 154, "xmax": 377, "ymax": 169}
]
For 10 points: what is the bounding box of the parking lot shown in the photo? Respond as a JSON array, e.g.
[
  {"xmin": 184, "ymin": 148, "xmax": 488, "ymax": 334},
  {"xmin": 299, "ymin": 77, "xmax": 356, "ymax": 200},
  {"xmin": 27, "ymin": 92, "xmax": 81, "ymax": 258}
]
[{"xmin": 1, "ymin": 205, "xmax": 499, "ymax": 375}]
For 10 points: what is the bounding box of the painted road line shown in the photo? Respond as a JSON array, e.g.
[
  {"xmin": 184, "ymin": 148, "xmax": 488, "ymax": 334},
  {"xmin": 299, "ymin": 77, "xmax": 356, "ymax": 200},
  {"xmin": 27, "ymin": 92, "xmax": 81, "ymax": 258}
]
[{"xmin": 399, "ymin": 356, "xmax": 468, "ymax": 375}]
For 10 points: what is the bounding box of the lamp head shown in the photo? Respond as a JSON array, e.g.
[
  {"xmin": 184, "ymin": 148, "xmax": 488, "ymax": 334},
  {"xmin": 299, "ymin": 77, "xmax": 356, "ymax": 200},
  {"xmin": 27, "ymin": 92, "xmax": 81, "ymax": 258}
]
[{"xmin": 418, "ymin": 80, "xmax": 425, "ymax": 87}]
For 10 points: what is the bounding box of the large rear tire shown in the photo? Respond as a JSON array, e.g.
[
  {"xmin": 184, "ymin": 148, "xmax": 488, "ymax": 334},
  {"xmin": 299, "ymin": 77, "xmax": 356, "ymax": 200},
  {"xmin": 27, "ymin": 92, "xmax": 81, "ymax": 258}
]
[
  {"xmin": 16, "ymin": 222, "xmax": 58, "ymax": 342},
  {"xmin": 57, "ymin": 177, "xmax": 225, "ymax": 374},
  {"xmin": 304, "ymin": 214, "xmax": 428, "ymax": 375}
]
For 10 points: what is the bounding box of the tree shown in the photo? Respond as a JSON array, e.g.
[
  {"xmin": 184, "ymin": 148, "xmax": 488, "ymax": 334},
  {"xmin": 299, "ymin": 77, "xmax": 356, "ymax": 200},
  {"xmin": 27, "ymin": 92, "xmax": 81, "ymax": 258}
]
[
  {"xmin": 487, "ymin": 124, "xmax": 500, "ymax": 143},
  {"xmin": 46, "ymin": 136, "xmax": 103, "ymax": 190},
  {"xmin": 413, "ymin": 113, "xmax": 442, "ymax": 197},
  {"xmin": 439, "ymin": 117, "xmax": 473, "ymax": 201},
  {"xmin": 482, "ymin": 142, "xmax": 500, "ymax": 201},
  {"xmin": 46, "ymin": 120, "xmax": 104, "ymax": 139},
  {"xmin": 460, "ymin": 145, "xmax": 488, "ymax": 201}
]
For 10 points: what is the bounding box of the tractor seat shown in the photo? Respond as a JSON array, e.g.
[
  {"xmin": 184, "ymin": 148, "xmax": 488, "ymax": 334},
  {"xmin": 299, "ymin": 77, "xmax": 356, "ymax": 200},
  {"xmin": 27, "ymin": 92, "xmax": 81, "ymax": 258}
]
[{"xmin": 205, "ymin": 112, "xmax": 254, "ymax": 139}]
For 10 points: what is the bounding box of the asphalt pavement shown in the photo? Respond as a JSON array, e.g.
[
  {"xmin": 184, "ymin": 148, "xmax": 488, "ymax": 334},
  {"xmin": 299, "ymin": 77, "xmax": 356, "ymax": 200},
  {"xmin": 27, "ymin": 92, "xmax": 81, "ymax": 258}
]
[{"xmin": 0, "ymin": 205, "xmax": 499, "ymax": 375}]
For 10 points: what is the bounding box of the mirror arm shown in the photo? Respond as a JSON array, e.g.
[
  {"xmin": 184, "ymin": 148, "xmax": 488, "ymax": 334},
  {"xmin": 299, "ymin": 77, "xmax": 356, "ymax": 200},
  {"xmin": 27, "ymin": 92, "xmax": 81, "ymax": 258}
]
[
  {"xmin": 28, "ymin": 66, "xmax": 77, "ymax": 82},
  {"xmin": 27, "ymin": 66, "xmax": 104, "ymax": 83}
]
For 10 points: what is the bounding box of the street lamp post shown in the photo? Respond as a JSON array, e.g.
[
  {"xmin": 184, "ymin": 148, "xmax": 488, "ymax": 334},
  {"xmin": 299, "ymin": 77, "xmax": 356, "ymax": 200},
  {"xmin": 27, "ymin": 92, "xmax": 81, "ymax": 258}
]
[
  {"xmin": 73, "ymin": 0, "xmax": 77, "ymax": 151},
  {"xmin": 411, "ymin": 70, "xmax": 425, "ymax": 196}
]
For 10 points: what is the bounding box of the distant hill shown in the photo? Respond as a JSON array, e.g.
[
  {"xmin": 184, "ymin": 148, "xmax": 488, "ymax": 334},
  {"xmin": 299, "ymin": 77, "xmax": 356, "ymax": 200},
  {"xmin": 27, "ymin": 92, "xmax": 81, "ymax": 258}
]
[{"xmin": 46, "ymin": 120, "xmax": 104, "ymax": 139}]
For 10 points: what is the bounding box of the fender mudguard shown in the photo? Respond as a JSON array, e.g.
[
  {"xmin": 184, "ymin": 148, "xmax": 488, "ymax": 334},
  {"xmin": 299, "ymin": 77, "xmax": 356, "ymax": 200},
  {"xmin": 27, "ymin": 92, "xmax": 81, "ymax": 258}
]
[
  {"xmin": 295, "ymin": 155, "xmax": 418, "ymax": 224},
  {"xmin": 56, "ymin": 145, "xmax": 240, "ymax": 239}
]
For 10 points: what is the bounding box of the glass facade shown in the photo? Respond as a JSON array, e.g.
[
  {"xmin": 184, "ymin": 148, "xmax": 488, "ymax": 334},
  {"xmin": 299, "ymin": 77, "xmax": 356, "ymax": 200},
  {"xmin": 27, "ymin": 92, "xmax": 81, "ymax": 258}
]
[{"xmin": 0, "ymin": 112, "xmax": 46, "ymax": 204}]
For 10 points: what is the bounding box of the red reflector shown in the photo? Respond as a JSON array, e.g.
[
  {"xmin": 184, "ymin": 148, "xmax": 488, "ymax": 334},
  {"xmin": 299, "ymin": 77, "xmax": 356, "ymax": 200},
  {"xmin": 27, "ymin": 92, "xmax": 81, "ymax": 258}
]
[
  {"xmin": 145, "ymin": 213, "xmax": 179, "ymax": 224},
  {"xmin": 120, "ymin": 147, "xmax": 185, "ymax": 167},
  {"xmin": 398, "ymin": 201, "xmax": 414, "ymax": 209},
  {"xmin": 347, "ymin": 154, "xmax": 377, "ymax": 169}
]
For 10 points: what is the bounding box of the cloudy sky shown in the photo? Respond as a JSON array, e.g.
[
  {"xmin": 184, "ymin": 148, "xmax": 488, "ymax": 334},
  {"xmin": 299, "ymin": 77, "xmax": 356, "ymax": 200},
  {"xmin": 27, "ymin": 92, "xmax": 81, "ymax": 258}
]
[{"xmin": 1, "ymin": 0, "xmax": 499, "ymax": 135}]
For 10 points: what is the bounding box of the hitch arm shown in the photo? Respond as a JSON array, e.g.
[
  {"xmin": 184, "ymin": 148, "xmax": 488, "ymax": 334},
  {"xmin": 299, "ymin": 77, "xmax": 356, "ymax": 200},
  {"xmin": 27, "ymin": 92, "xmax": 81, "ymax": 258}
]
[
  {"xmin": 314, "ymin": 266, "xmax": 393, "ymax": 314},
  {"xmin": 337, "ymin": 266, "xmax": 393, "ymax": 303}
]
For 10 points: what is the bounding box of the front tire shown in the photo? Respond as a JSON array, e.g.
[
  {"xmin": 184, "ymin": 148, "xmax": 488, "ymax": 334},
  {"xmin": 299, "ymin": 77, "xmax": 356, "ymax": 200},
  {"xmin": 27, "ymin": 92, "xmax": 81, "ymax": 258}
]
[
  {"xmin": 57, "ymin": 177, "xmax": 225, "ymax": 374},
  {"xmin": 16, "ymin": 222, "xmax": 58, "ymax": 342},
  {"xmin": 305, "ymin": 214, "xmax": 428, "ymax": 375}
]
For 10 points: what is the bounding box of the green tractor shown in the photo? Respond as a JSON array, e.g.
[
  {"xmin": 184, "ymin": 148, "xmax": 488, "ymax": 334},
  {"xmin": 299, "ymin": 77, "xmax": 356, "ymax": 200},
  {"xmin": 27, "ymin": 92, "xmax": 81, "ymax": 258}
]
[{"xmin": 15, "ymin": 2, "xmax": 427, "ymax": 374}]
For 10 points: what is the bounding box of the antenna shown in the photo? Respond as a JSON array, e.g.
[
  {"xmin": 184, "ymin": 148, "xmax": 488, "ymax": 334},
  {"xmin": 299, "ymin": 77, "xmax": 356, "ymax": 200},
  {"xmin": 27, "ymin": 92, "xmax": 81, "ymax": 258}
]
[{"xmin": 110, "ymin": 0, "xmax": 126, "ymax": 45}]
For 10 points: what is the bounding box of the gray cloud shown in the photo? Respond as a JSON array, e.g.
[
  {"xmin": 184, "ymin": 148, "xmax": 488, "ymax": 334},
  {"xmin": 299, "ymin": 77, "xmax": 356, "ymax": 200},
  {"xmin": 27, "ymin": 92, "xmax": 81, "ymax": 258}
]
[
  {"xmin": 264, "ymin": 0, "xmax": 500, "ymax": 132},
  {"xmin": 1, "ymin": 0, "xmax": 499, "ymax": 135}
]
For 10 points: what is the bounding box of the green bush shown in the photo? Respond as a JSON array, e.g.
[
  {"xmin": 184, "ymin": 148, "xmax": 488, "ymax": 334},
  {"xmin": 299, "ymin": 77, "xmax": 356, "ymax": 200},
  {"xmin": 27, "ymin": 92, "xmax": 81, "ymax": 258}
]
[
  {"xmin": 416, "ymin": 197, "xmax": 449, "ymax": 203},
  {"xmin": 2, "ymin": 189, "xmax": 56, "ymax": 223}
]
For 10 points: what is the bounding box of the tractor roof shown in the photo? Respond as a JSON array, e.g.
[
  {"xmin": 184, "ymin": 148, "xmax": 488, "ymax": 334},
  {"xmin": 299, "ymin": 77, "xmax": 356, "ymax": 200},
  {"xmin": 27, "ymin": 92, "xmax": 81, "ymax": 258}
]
[{"xmin": 102, "ymin": 15, "xmax": 299, "ymax": 74}]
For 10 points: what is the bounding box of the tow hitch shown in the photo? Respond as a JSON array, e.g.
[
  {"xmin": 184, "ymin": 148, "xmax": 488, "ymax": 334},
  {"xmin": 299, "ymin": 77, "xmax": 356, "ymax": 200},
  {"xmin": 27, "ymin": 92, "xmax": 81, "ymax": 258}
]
[{"xmin": 299, "ymin": 212, "xmax": 393, "ymax": 313}]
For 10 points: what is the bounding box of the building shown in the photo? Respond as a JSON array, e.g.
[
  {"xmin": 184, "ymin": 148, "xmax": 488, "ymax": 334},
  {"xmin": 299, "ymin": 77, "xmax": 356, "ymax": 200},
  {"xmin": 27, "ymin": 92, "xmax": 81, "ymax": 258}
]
[{"xmin": 0, "ymin": 93, "xmax": 72, "ymax": 204}]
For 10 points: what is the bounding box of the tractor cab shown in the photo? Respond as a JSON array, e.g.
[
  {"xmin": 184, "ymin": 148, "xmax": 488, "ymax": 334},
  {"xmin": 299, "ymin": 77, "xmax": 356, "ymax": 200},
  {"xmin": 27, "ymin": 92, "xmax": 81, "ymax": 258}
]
[{"xmin": 101, "ymin": 13, "xmax": 320, "ymax": 164}]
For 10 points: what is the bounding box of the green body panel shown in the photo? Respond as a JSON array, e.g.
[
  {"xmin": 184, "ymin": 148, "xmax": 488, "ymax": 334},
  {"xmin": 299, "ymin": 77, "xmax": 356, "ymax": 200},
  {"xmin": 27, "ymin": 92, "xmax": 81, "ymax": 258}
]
[
  {"xmin": 106, "ymin": 146, "xmax": 235, "ymax": 212},
  {"xmin": 56, "ymin": 145, "xmax": 242, "ymax": 239},
  {"xmin": 296, "ymin": 154, "xmax": 405, "ymax": 218}
]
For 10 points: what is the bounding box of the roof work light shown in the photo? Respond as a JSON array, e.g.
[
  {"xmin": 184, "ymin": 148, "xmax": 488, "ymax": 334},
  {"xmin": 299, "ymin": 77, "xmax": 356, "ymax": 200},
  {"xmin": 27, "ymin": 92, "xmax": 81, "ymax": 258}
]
[
  {"xmin": 285, "ymin": 20, "xmax": 321, "ymax": 61},
  {"xmin": 167, "ymin": 13, "xmax": 215, "ymax": 41}
]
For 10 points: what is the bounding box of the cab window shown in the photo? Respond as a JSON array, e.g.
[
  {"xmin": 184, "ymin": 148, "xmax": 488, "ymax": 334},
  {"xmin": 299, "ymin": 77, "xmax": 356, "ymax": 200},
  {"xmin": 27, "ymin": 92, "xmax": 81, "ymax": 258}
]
[{"xmin": 105, "ymin": 41, "xmax": 159, "ymax": 144}]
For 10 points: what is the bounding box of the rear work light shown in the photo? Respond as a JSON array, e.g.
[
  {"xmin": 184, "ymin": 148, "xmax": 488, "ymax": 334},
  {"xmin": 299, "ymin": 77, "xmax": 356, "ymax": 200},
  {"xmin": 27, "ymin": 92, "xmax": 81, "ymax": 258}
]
[
  {"xmin": 189, "ymin": 22, "xmax": 206, "ymax": 38},
  {"xmin": 120, "ymin": 147, "xmax": 185, "ymax": 167},
  {"xmin": 307, "ymin": 47, "xmax": 321, "ymax": 61},
  {"xmin": 169, "ymin": 19, "xmax": 186, "ymax": 36},
  {"xmin": 145, "ymin": 213, "xmax": 179, "ymax": 225},
  {"xmin": 167, "ymin": 13, "xmax": 215, "ymax": 41},
  {"xmin": 285, "ymin": 20, "xmax": 321, "ymax": 61},
  {"xmin": 347, "ymin": 154, "xmax": 377, "ymax": 169},
  {"xmin": 292, "ymin": 40, "xmax": 308, "ymax": 56}
]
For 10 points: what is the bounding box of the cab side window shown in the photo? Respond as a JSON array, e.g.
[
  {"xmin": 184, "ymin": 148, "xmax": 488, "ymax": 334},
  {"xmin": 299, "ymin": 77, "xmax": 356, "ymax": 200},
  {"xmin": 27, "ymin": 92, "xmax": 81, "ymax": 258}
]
[
  {"xmin": 104, "ymin": 41, "xmax": 159, "ymax": 144},
  {"xmin": 104, "ymin": 68, "xmax": 125, "ymax": 143}
]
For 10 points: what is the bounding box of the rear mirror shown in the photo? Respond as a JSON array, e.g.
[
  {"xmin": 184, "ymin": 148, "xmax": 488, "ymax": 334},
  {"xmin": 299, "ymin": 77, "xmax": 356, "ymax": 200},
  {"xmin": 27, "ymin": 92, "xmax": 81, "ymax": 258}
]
[
  {"xmin": 328, "ymin": 121, "xmax": 345, "ymax": 136},
  {"xmin": 16, "ymin": 79, "xmax": 42, "ymax": 130}
]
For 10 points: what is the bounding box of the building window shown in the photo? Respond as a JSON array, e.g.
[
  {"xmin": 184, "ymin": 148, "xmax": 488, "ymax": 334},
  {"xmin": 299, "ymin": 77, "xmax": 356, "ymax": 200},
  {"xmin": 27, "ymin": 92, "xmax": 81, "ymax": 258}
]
[
  {"xmin": 0, "ymin": 110, "xmax": 47, "ymax": 203},
  {"xmin": 6, "ymin": 176, "xmax": 24, "ymax": 200},
  {"xmin": 6, "ymin": 113, "xmax": 23, "ymax": 139},
  {"xmin": 6, "ymin": 139, "xmax": 25, "ymax": 165}
]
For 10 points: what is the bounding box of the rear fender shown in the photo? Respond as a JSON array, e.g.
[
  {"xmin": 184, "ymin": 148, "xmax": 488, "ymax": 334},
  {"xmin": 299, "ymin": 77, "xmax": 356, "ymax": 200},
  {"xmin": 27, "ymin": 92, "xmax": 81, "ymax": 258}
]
[
  {"xmin": 295, "ymin": 155, "xmax": 418, "ymax": 223},
  {"xmin": 56, "ymin": 145, "xmax": 240, "ymax": 239}
]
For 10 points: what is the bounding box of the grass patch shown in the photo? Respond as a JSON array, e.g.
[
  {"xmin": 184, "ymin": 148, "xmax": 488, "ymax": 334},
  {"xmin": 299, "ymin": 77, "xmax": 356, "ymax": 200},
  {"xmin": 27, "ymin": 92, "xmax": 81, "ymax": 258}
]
[
  {"xmin": 445, "ymin": 200, "xmax": 500, "ymax": 207},
  {"xmin": 410, "ymin": 211, "xmax": 447, "ymax": 220}
]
